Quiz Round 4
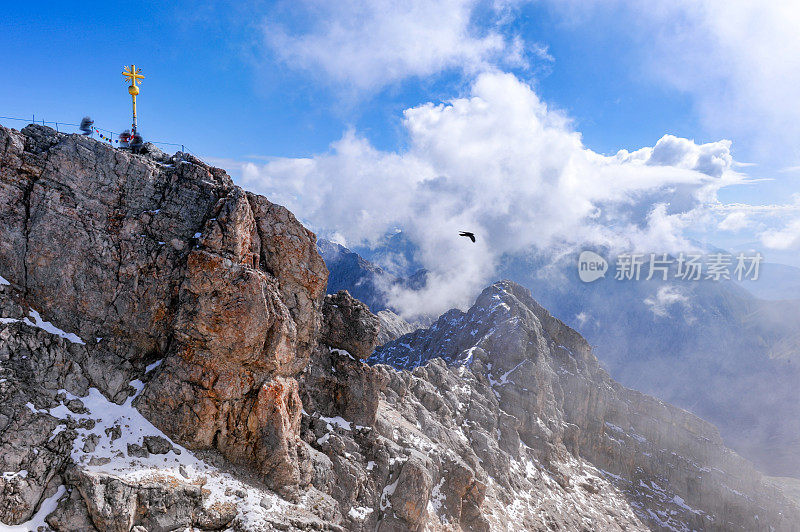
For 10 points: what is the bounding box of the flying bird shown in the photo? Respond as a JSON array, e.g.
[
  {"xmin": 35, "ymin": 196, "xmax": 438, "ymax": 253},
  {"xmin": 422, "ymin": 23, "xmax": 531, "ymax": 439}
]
[{"xmin": 459, "ymin": 231, "xmax": 476, "ymax": 243}]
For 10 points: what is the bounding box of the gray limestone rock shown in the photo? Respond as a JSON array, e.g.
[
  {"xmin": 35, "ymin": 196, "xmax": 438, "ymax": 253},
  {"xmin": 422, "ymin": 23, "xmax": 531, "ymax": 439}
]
[
  {"xmin": 142, "ymin": 435, "xmax": 171, "ymax": 455},
  {"xmin": 321, "ymin": 290, "xmax": 380, "ymax": 359}
]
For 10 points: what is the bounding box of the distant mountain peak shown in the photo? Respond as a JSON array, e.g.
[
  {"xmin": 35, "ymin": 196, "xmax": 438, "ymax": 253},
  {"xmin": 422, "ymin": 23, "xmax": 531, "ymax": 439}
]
[{"xmin": 369, "ymin": 277, "xmax": 800, "ymax": 530}]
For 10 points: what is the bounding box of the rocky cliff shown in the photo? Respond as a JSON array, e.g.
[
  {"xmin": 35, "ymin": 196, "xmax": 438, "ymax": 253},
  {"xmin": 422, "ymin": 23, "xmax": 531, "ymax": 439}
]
[
  {"xmin": 0, "ymin": 123, "xmax": 334, "ymax": 529},
  {"xmin": 0, "ymin": 124, "xmax": 798, "ymax": 531},
  {"xmin": 371, "ymin": 281, "xmax": 800, "ymax": 530}
]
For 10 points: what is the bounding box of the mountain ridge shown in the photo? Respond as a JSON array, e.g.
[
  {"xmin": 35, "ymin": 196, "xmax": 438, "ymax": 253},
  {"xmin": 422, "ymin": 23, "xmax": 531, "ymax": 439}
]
[
  {"xmin": 323, "ymin": 236, "xmax": 800, "ymax": 478},
  {"xmin": 0, "ymin": 123, "xmax": 798, "ymax": 531},
  {"xmin": 372, "ymin": 279, "xmax": 800, "ymax": 530}
]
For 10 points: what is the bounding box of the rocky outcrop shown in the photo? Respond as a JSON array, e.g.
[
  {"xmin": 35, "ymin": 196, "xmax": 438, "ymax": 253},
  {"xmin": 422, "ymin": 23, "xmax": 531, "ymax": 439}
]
[
  {"xmin": 66, "ymin": 468, "xmax": 217, "ymax": 532},
  {"xmin": 321, "ymin": 290, "xmax": 380, "ymax": 359},
  {"xmin": 301, "ymin": 291, "xmax": 384, "ymax": 427},
  {"xmin": 0, "ymin": 123, "xmax": 327, "ymax": 495}
]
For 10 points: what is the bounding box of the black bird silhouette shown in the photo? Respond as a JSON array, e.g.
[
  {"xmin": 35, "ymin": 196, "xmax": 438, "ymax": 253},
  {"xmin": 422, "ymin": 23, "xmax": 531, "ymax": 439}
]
[{"xmin": 459, "ymin": 231, "xmax": 476, "ymax": 243}]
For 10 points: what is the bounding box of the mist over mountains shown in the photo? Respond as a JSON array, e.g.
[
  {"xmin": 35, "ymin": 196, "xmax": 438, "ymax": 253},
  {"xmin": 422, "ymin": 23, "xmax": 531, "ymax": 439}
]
[{"xmin": 320, "ymin": 237, "xmax": 800, "ymax": 479}]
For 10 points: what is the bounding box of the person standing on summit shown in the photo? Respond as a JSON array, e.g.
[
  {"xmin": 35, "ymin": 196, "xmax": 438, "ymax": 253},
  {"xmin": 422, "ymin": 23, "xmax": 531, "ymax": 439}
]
[
  {"xmin": 118, "ymin": 130, "xmax": 131, "ymax": 149},
  {"xmin": 79, "ymin": 116, "xmax": 93, "ymax": 136}
]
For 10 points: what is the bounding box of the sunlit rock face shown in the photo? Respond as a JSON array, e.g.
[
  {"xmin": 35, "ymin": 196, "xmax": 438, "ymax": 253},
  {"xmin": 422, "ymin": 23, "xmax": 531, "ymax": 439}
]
[{"xmin": 0, "ymin": 123, "xmax": 328, "ymax": 494}]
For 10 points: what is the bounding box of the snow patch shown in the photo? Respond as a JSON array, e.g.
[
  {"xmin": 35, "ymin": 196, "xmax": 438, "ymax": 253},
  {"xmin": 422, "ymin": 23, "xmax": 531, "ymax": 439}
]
[
  {"xmin": 380, "ymin": 478, "xmax": 399, "ymax": 511},
  {"xmin": 2, "ymin": 485, "xmax": 66, "ymax": 532},
  {"xmin": 319, "ymin": 415, "xmax": 352, "ymax": 431},
  {"xmin": 24, "ymin": 310, "xmax": 85, "ymax": 344},
  {"xmin": 145, "ymin": 359, "xmax": 163, "ymax": 373},
  {"xmin": 430, "ymin": 477, "xmax": 446, "ymax": 515},
  {"xmin": 330, "ymin": 347, "xmax": 356, "ymax": 360},
  {"xmin": 1, "ymin": 470, "xmax": 28, "ymax": 480},
  {"xmin": 347, "ymin": 506, "xmax": 374, "ymax": 520},
  {"xmin": 0, "ymin": 310, "xmax": 86, "ymax": 344}
]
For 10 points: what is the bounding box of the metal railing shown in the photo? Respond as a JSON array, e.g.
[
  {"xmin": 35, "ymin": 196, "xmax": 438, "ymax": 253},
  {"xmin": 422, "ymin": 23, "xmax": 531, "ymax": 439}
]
[{"xmin": 0, "ymin": 114, "xmax": 196, "ymax": 155}]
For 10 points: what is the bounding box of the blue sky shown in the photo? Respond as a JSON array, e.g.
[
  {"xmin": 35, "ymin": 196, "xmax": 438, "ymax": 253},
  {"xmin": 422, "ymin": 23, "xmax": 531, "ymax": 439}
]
[
  {"xmin": 3, "ymin": 2, "xmax": 704, "ymax": 159},
  {"xmin": 2, "ymin": 1, "xmax": 800, "ymax": 300}
]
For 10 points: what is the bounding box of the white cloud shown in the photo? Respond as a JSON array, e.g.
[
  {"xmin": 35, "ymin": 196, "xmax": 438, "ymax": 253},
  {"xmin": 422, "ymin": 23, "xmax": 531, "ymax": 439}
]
[
  {"xmin": 616, "ymin": 134, "xmax": 733, "ymax": 178},
  {"xmin": 644, "ymin": 285, "xmax": 690, "ymax": 318},
  {"xmin": 263, "ymin": 0, "xmax": 531, "ymax": 91},
  {"xmin": 718, "ymin": 211, "xmax": 749, "ymax": 232},
  {"xmin": 549, "ymin": 0, "xmax": 800, "ymax": 165},
  {"xmin": 761, "ymin": 218, "xmax": 800, "ymax": 251},
  {"xmin": 240, "ymin": 72, "xmax": 745, "ymax": 318}
]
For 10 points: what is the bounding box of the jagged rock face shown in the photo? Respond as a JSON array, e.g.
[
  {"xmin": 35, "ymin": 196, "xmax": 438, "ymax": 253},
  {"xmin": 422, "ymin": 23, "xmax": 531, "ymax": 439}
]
[
  {"xmin": 0, "ymin": 282, "xmax": 92, "ymax": 525},
  {"xmin": 300, "ymin": 349, "xmax": 648, "ymax": 531},
  {"xmin": 0, "ymin": 298, "xmax": 343, "ymax": 530},
  {"xmin": 0, "ymin": 124, "xmax": 328, "ymax": 492},
  {"xmin": 302, "ymin": 291, "xmax": 384, "ymax": 427},
  {"xmin": 300, "ymin": 284, "xmax": 645, "ymax": 530},
  {"xmin": 301, "ymin": 345, "xmax": 387, "ymax": 428},
  {"xmin": 321, "ymin": 290, "xmax": 381, "ymax": 359},
  {"xmin": 66, "ymin": 467, "xmax": 210, "ymax": 532},
  {"xmin": 371, "ymin": 280, "xmax": 800, "ymax": 530}
]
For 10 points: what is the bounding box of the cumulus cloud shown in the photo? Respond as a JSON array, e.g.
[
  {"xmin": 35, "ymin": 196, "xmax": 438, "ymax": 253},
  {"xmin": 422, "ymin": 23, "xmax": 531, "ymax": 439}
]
[
  {"xmin": 718, "ymin": 211, "xmax": 749, "ymax": 232},
  {"xmin": 616, "ymin": 135, "xmax": 733, "ymax": 178},
  {"xmin": 240, "ymin": 72, "xmax": 745, "ymax": 318},
  {"xmin": 263, "ymin": 0, "xmax": 534, "ymax": 91}
]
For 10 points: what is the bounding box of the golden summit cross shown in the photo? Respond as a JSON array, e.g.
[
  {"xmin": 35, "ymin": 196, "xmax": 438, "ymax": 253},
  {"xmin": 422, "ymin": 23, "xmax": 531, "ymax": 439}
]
[
  {"xmin": 122, "ymin": 65, "xmax": 145, "ymax": 134},
  {"xmin": 122, "ymin": 64, "xmax": 144, "ymax": 86}
]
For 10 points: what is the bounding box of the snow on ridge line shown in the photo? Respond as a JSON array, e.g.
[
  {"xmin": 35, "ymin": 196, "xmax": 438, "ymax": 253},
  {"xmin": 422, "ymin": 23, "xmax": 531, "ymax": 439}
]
[
  {"xmin": 0, "ymin": 309, "xmax": 85, "ymax": 345},
  {"xmin": 0, "ymin": 275, "xmax": 9, "ymax": 286}
]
